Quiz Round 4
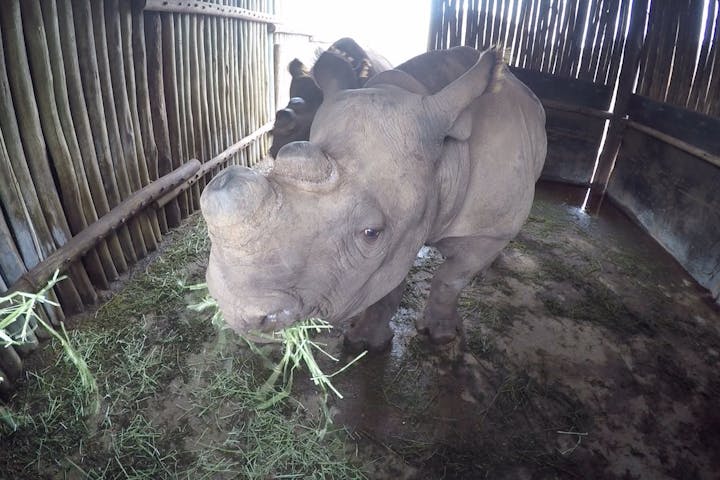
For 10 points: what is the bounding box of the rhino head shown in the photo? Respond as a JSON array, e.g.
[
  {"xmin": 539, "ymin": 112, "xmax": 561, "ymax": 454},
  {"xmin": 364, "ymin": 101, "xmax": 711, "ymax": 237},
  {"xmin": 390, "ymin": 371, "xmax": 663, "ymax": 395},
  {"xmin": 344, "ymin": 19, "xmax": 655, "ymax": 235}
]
[
  {"xmin": 202, "ymin": 49, "xmax": 501, "ymax": 336},
  {"xmin": 269, "ymin": 38, "xmax": 390, "ymax": 158}
]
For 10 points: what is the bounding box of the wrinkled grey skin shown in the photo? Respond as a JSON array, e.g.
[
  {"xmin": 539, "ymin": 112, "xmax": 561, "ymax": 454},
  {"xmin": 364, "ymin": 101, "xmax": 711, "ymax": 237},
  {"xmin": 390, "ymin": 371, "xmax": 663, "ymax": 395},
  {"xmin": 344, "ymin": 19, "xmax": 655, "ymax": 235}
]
[
  {"xmin": 269, "ymin": 37, "xmax": 392, "ymax": 158},
  {"xmin": 201, "ymin": 47, "xmax": 546, "ymax": 350}
]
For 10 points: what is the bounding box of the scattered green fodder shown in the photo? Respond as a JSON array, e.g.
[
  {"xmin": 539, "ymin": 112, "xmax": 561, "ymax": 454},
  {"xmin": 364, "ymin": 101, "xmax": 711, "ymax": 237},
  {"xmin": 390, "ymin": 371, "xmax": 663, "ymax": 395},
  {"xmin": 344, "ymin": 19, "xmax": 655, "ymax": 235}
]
[
  {"xmin": 2, "ymin": 215, "xmax": 367, "ymax": 478},
  {"xmin": 187, "ymin": 356, "xmax": 367, "ymax": 480},
  {"xmin": 1, "ymin": 270, "xmax": 99, "ymax": 431}
]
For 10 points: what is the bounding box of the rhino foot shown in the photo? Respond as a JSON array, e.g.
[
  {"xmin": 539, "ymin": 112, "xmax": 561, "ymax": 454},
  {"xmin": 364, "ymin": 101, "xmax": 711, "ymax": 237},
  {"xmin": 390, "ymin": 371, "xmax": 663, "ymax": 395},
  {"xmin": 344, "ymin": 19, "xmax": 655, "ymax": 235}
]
[
  {"xmin": 343, "ymin": 324, "xmax": 393, "ymax": 353},
  {"xmin": 417, "ymin": 305, "xmax": 461, "ymax": 344},
  {"xmin": 343, "ymin": 281, "xmax": 405, "ymax": 353}
]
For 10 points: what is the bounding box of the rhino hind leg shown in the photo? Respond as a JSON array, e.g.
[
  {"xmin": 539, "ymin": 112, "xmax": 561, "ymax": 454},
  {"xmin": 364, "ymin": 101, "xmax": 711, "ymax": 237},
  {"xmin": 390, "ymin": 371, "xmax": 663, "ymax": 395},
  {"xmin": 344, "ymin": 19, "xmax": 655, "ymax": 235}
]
[
  {"xmin": 419, "ymin": 236, "xmax": 509, "ymax": 344},
  {"xmin": 343, "ymin": 281, "xmax": 405, "ymax": 353}
]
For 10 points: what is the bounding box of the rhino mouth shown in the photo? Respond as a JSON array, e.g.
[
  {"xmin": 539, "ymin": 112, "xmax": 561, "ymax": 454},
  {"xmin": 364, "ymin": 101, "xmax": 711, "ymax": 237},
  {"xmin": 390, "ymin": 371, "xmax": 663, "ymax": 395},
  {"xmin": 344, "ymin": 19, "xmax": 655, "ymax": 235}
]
[{"xmin": 206, "ymin": 260, "xmax": 305, "ymax": 335}]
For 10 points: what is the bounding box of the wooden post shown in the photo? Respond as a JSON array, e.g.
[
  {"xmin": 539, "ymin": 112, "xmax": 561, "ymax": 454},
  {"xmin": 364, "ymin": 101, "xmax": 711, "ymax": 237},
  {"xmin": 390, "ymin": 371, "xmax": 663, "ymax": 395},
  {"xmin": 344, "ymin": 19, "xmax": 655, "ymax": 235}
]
[{"xmin": 591, "ymin": 0, "xmax": 649, "ymax": 193}]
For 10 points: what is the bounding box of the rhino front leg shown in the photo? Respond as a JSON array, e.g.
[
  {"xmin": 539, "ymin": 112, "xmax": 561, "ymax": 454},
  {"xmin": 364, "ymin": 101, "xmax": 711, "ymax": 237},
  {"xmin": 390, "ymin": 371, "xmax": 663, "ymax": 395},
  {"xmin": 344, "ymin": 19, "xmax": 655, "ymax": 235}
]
[
  {"xmin": 419, "ymin": 235, "xmax": 509, "ymax": 344},
  {"xmin": 344, "ymin": 281, "xmax": 405, "ymax": 353}
]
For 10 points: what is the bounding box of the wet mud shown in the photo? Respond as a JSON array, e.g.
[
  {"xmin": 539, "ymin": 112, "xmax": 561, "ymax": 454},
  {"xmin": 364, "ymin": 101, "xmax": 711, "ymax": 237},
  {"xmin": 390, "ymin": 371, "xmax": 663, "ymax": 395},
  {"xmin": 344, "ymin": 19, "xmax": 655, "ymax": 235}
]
[{"xmin": 325, "ymin": 181, "xmax": 720, "ymax": 479}]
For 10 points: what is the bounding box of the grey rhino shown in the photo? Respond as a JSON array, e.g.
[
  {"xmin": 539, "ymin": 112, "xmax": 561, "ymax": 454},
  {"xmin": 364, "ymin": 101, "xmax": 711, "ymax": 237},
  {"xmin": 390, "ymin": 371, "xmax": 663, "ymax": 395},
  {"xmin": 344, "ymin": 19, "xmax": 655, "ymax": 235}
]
[
  {"xmin": 201, "ymin": 46, "xmax": 546, "ymax": 350},
  {"xmin": 269, "ymin": 37, "xmax": 392, "ymax": 158}
]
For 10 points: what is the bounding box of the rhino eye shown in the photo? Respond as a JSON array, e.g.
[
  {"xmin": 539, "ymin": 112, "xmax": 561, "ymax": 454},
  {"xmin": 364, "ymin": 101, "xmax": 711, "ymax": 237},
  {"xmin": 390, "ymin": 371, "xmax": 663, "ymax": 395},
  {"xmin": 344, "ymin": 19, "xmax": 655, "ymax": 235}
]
[{"xmin": 363, "ymin": 228, "xmax": 382, "ymax": 242}]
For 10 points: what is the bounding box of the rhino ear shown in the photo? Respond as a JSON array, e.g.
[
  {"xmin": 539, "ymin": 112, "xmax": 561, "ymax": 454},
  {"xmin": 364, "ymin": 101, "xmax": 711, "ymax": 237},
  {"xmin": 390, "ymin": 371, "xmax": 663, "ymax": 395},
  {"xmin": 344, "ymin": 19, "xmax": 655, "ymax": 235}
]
[
  {"xmin": 312, "ymin": 51, "xmax": 358, "ymax": 97},
  {"xmin": 365, "ymin": 70, "xmax": 428, "ymax": 95},
  {"xmin": 424, "ymin": 48, "xmax": 504, "ymax": 137},
  {"xmin": 288, "ymin": 58, "xmax": 309, "ymax": 78}
]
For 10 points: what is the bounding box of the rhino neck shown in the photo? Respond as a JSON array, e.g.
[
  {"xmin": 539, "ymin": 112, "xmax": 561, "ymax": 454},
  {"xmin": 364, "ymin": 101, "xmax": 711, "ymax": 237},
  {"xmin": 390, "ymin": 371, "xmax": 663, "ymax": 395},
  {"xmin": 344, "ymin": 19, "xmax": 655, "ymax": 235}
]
[{"xmin": 427, "ymin": 137, "xmax": 472, "ymax": 244}]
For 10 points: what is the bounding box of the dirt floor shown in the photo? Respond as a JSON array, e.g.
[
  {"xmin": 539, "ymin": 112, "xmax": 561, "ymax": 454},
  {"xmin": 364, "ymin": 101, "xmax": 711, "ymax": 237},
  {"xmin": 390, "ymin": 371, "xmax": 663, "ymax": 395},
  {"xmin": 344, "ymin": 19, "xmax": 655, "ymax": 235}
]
[{"xmin": 1, "ymin": 181, "xmax": 719, "ymax": 479}]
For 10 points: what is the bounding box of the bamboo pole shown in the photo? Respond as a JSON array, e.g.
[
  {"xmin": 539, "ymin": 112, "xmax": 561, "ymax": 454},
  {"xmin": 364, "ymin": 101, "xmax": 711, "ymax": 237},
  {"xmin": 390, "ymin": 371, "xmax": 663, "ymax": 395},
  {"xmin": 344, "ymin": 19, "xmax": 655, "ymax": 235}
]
[
  {"xmin": 0, "ymin": 0, "xmax": 90, "ymax": 312},
  {"xmin": 0, "ymin": 164, "xmax": 40, "ymax": 360},
  {"xmin": 567, "ymin": 0, "xmax": 590, "ymax": 77},
  {"xmin": 57, "ymin": 0, "xmax": 128, "ymax": 276},
  {"xmin": 218, "ymin": 2, "xmax": 230, "ymax": 151},
  {"xmin": 91, "ymin": 0, "xmax": 149, "ymax": 259},
  {"xmin": 554, "ymin": 0, "xmax": 577, "ymax": 76},
  {"xmin": 228, "ymin": 11, "xmax": 240, "ymax": 153},
  {"xmin": 604, "ymin": 0, "xmax": 631, "ymax": 85}
]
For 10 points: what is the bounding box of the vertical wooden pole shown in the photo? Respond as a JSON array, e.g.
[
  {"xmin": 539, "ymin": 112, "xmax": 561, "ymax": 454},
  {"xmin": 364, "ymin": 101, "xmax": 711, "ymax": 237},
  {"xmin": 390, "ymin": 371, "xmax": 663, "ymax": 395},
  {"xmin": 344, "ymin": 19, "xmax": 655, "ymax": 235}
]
[
  {"xmin": 145, "ymin": 12, "xmax": 182, "ymax": 227},
  {"xmin": 91, "ymin": 0, "xmax": 149, "ymax": 259},
  {"xmin": 57, "ymin": 0, "xmax": 128, "ymax": 275},
  {"xmin": 591, "ymin": 0, "xmax": 649, "ymax": 192},
  {"xmin": 71, "ymin": 0, "xmax": 138, "ymax": 266},
  {"xmin": 1, "ymin": 0, "xmax": 90, "ymax": 311}
]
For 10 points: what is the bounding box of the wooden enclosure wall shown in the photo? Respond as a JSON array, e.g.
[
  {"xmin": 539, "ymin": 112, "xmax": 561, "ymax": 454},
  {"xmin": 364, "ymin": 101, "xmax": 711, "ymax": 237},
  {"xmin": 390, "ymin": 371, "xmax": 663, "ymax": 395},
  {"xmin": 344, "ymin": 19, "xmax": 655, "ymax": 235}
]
[
  {"xmin": 429, "ymin": 0, "xmax": 634, "ymax": 184},
  {"xmin": 0, "ymin": 0, "xmax": 275, "ymax": 388},
  {"xmin": 429, "ymin": 0, "xmax": 720, "ymax": 302},
  {"xmin": 636, "ymin": 0, "xmax": 720, "ymax": 116}
]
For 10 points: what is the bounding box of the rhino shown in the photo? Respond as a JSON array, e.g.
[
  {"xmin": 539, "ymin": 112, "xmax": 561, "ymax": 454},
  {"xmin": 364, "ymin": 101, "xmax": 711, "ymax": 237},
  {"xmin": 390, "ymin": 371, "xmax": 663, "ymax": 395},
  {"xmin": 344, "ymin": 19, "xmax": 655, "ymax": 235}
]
[
  {"xmin": 201, "ymin": 46, "xmax": 547, "ymax": 351},
  {"xmin": 269, "ymin": 37, "xmax": 392, "ymax": 158}
]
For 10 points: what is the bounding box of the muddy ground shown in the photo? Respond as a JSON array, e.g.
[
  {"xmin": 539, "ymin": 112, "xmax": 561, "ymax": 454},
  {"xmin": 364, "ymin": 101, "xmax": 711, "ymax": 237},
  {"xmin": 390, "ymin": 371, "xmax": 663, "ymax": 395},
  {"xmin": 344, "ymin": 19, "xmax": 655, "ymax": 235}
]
[{"xmin": 2, "ymin": 181, "xmax": 719, "ymax": 479}]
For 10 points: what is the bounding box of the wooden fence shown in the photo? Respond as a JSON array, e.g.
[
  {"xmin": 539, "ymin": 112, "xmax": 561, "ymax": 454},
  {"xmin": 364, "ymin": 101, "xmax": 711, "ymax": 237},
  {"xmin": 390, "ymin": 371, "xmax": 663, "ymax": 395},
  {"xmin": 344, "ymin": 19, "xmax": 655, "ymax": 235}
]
[
  {"xmin": 429, "ymin": 0, "xmax": 634, "ymax": 86},
  {"xmin": 430, "ymin": 0, "xmax": 720, "ymax": 116},
  {"xmin": 636, "ymin": 0, "xmax": 720, "ymax": 117},
  {"xmin": 429, "ymin": 0, "xmax": 720, "ymax": 304},
  {"xmin": 0, "ymin": 0, "xmax": 275, "ymax": 390}
]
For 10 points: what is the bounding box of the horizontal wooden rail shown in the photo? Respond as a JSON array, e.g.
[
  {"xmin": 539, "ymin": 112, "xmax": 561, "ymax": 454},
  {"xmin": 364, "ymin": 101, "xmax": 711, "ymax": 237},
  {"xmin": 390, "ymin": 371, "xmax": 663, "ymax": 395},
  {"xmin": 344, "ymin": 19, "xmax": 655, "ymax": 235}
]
[
  {"xmin": 143, "ymin": 0, "xmax": 278, "ymax": 24},
  {"xmin": 625, "ymin": 120, "xmax": 720, "ymax": 169},
  {"xmin": 541, "ymin": 99, "xmax": 614, "ymax": 120},
  {"xmin": 155, "ymin": 122, "xmax": 273, "ymax": 208},
  {"xmin": 9, "ymin": 160, "xmax": 201, "ymax": 295},
  {"xmin": 541, "ymin": 100, "xmax": 719, "ymax": 169}
]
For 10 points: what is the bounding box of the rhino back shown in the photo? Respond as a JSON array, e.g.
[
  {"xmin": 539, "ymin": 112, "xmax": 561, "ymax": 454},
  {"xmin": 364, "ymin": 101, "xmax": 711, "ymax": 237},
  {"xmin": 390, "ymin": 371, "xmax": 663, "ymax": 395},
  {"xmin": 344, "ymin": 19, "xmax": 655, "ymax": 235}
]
[{"xmin": 396, "ymin": 47, "xmax": 481, "ymax": 94}]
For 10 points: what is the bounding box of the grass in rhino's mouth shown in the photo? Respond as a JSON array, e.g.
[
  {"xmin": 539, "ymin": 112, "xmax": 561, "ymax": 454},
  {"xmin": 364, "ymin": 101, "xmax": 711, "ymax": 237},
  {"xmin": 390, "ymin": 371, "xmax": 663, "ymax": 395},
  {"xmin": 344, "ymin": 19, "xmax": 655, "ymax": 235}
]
[{"xmin": 187, "ymin": 283, "xmax": 367, "ymax": 415}]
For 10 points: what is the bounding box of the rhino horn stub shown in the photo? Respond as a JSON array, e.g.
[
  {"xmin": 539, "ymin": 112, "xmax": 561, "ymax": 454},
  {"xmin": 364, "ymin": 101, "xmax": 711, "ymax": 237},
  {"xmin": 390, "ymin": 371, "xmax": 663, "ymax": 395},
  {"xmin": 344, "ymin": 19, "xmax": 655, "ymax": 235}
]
[
  {"xmin": 201, "ymin": 166, "xmax": 277, "ymax": 231},
  {"xmin": 424, "ymin": 48, "xmax": 504, "ymax": 135},
  {"xmin": 272, "ymin": 141, "xmax": 338, "ymax": 190}
]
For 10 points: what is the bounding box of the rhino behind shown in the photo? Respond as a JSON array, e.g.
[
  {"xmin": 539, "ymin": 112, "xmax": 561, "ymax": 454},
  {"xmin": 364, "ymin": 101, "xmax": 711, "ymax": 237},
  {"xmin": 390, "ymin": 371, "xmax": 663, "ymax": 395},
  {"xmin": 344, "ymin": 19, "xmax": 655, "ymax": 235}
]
[{"xmin": 201, "ymin": 47, "xmax": 546, "ymax": 349}]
